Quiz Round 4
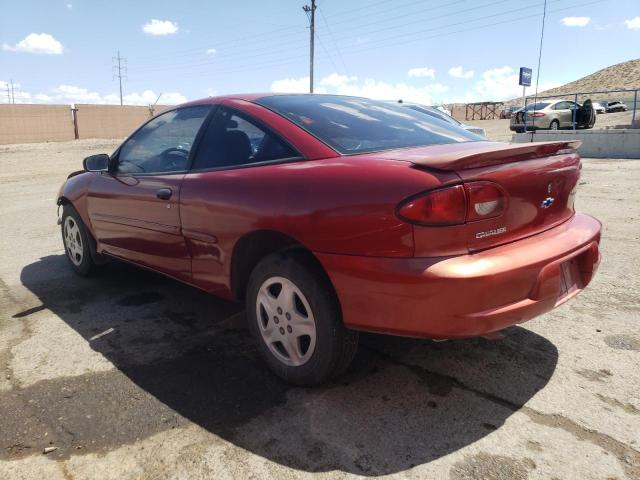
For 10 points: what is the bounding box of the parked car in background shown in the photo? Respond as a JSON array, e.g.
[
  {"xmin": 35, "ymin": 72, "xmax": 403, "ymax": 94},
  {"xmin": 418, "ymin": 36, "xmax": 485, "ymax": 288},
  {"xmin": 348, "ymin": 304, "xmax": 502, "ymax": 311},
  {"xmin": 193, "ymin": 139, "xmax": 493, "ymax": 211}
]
[
  {"xmin": 510, "ymin": 99, "xmax": 596, "ymax": 132},
  {"xmin": 591, "ymin": 102, "xmax": 606, "ymax": 114},
  {"xmin": 400, "ymin": 102, "xmax": 487, "ymax": 138},
  {"xmin": 58, "ymin": 93, "xmax": 601, "ymax": 386},
  {"xmin": 604, "ymin": 101, "xmax": 628, "ymax": 113},
  {"xmin": 500, "ymin": 105, "xmax": 522, "ymax": 119}
]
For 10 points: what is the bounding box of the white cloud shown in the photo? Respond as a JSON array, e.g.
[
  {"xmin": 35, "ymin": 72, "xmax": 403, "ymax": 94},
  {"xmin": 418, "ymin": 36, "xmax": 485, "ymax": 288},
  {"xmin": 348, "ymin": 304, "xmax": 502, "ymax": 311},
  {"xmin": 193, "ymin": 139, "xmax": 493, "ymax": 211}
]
[
  {"xmin": 2, "ymin": 33, "xmax": 64, "ymax": 54},
  {"xmin": 205, "ymin": 48, "xmax": 217, "ymax": 55},
  {"xmin": 53, "ymin": 84, "xmax": 102, "ymax": 103},
  {"xmin": 561, "ymin": 16, "xmax": 591, "ymax": 27},
  {"xmin": 449, "ymin": 66, "xmax": 560, "ymax": 102},
  {"xmin": 271, "ymin": 77, "xmax": 327, "ymax": 94},
  {"xmin": 142, "ymin": 19, "xmax": 178, "ymax": 36},
  {"xmin": 122, "ymin": 90, "xmax": 187, "ymax": 105},
  {"xmin": 474, "ymin": 66, "xmax": 522, "ymax": 100},
  {"xmin": 319, "ymin": 73, "xmax": 357, "ymax": 88},
  {"xmin": 448, "ymin": 66, "xmax": 474, "ymax": 79},
  {"xmin": 2, "ymin": 83, "xmax": 186, "ymax": 105},
  {"xmin": 624, "ymin": 16, "xmax": 640, "ymax": 29},
  {"xmin": 407, "ymin": 67, "xmax": 435, "ymax": 79}
]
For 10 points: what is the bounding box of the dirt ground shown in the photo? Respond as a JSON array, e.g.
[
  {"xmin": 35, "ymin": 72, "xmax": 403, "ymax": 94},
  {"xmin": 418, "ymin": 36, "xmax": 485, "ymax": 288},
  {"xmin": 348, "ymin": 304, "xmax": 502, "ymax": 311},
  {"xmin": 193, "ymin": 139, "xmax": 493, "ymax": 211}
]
[
  {"xmin": 0, "ymin": 139, "xmax": 639, "ymax": 480},
  {"xmin": 466, "ymin": 110, "xmax": 635, "ymax": 142}
]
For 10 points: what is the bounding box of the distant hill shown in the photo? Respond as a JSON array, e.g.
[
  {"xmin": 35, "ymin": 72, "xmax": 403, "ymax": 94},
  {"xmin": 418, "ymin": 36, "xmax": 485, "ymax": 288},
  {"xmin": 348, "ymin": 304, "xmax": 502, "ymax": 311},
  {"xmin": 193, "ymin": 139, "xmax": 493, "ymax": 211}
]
[
  {"xmin": 449, "ymin": 59, "xmax": 640, "ymax": 118},
  {"xmin": 536, "ymin": 58, "xmax": 640, "ymax": 97},
  {"xmin": 508, "ymin": 58, "xmax": 640, "ymax": 106}
]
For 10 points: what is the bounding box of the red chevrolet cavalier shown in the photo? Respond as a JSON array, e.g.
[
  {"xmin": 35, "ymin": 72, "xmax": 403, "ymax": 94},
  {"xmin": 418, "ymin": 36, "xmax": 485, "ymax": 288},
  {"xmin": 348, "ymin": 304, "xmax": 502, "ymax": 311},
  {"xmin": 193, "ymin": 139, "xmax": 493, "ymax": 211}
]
[{"xmin": 58, "ymin": 94, "xmax": 601, "ymax": 385}]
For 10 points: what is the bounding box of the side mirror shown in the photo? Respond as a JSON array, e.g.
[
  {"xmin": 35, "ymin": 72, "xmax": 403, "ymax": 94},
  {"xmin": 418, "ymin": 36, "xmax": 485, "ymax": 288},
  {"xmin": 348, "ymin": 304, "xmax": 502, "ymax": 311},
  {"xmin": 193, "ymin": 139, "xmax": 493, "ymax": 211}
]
[{"xmin": 83, "ymin": 154, "xmax": 110, "ymax": 172}]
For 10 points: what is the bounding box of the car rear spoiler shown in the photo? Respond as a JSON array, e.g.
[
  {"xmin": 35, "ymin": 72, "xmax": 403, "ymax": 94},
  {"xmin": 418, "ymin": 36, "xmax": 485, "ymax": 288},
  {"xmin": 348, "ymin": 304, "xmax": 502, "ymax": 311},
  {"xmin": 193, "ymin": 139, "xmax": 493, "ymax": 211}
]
[{"xmin": 381, "ymin": 141, "xmax": 582, "ymax": 171}]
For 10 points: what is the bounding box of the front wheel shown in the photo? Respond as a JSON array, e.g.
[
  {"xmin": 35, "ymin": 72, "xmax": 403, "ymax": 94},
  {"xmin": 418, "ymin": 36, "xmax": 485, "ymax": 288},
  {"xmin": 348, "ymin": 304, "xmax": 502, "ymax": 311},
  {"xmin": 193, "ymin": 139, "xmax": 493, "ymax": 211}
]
[
  {"xmin": 61, "ymin": 204, "xmax": 102, "ymax": 276},
  {"xmin": 246, "ymin": 251, "xmax": 359, "ymax": 386},
  {"xmin": 549, "ymin": 120, "xmax": 560, "ymax": 130}
]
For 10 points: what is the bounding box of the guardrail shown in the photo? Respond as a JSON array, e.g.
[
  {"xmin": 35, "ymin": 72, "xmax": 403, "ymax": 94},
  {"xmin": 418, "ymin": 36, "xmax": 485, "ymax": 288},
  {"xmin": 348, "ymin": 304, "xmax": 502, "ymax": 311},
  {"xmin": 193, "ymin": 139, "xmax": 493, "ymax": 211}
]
[{"xmin": 522, "ymin": 88, "xmax": 638, "ymax": 132}]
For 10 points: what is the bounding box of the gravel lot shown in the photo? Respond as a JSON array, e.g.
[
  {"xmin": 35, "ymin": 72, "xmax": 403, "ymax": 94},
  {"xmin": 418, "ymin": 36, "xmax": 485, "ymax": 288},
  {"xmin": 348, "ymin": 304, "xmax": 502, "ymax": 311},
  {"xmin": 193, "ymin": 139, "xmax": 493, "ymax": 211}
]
[{"xmin": 1, "ymin": 139, "xmax": 639, "ymax": 480}]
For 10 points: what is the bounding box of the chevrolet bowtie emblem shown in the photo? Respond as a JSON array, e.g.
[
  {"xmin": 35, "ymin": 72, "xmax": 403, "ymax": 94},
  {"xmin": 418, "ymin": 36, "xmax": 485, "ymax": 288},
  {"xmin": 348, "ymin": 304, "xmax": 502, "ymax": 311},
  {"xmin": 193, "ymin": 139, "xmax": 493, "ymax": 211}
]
[{"xmin": 541, "ymin": 197, "xmax": 555, "ymax": 208}]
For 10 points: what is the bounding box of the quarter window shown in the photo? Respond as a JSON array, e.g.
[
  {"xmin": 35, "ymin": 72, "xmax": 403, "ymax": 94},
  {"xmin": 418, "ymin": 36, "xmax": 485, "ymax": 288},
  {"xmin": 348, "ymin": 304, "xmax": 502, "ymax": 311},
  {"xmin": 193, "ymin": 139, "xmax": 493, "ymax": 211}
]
[
  {"xmin": 191, "ymin": 107, "xmax": 298, "ymax": 170},
  {"xmin": 117, "ymin": 106, "xmax": 211, "ymax": 174}
]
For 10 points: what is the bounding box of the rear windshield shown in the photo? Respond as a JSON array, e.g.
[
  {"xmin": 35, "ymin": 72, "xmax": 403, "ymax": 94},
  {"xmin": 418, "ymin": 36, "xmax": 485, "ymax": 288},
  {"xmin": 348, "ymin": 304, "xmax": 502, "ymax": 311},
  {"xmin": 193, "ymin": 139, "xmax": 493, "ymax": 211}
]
[
  {"xmin": 255, "ymin": 95, "xmax": 482, "ymax": 154},
  {"xmin": 524, "ymin": 102, "xmax": 551, "ymax": 111}
]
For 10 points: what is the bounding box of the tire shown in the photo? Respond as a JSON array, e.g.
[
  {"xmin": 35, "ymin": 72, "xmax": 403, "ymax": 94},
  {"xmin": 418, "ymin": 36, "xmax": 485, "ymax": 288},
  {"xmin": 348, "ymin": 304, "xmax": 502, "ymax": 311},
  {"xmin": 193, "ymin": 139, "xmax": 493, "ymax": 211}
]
[
  {"xmin": 549, "ymin": 120, "xmax": 560, "ymax": 131},
  {"xmin": 246, "ymin": 251, "xmax": 359, "ymax": 386},
  {"xmin": 61, "ymin": 204, "xmax": 102, "ymax": 276}
]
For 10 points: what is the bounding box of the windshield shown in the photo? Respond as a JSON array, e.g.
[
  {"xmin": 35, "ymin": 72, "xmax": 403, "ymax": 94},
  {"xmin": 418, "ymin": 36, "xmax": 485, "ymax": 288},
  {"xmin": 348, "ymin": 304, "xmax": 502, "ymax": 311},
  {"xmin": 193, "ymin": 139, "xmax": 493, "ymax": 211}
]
[
  {"xmin": 256, "ymin": 95, "xmax": 482, "ymax": 154},
  {"xmin": 524, "ymin": 102, "xmax": 551, "ymax": 111}
]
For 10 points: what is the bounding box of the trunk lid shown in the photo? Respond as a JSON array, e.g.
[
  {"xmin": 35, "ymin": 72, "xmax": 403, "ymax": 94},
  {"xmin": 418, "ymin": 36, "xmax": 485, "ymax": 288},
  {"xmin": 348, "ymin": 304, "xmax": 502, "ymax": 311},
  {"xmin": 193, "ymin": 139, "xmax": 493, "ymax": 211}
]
[{"xmin": 377, "ymin": 141, "xmax": 582, "ymax": 253}]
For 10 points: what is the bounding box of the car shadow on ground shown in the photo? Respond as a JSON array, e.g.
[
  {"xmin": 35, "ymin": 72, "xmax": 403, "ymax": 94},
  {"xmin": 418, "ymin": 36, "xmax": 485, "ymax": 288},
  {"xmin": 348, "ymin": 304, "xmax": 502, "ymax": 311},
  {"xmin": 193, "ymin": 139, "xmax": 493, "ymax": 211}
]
[{"xmin": 11, "ymin": 255, "xmax": 559, "ymax": 475}]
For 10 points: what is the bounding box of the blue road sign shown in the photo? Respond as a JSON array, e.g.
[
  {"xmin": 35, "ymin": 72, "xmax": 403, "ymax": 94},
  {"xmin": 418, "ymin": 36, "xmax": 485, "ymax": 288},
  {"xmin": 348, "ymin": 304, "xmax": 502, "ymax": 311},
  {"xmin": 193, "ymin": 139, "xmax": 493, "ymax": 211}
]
[{"xmin": 519, "ymin": 67, "xmax": 532, "ymax": 87}]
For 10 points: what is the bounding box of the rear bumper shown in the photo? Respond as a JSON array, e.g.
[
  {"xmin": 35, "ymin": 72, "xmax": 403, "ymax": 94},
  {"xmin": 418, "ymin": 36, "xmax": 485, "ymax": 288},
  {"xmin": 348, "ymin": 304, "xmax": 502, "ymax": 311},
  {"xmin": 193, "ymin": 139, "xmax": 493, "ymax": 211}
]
[{"xmin": 317, "ymin": 213, "xmax": 601, "ymax": 339}]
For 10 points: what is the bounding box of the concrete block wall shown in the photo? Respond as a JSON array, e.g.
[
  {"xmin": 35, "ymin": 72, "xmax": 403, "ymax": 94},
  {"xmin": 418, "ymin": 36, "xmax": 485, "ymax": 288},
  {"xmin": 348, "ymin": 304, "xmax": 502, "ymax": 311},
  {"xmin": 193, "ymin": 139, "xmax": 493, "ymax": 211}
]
[
  {"xmin": 0, "ymin": 104, "xmax": 172, "ymax": 145},
  {"xmin": 0, "ymin": 104, "xmax": 75, "ymax": 144},
  {"xmin": 512, "ymin": 130, "xmax": 640, "ymax": 159}
]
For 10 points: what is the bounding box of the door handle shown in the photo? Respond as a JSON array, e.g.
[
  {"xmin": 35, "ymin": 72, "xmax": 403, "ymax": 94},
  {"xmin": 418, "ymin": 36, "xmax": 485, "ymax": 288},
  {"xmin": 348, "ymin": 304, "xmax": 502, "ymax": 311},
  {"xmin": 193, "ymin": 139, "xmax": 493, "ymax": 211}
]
[{"xmin": 156, "ymin": 188, "xmax": 173, "ymax": 200}]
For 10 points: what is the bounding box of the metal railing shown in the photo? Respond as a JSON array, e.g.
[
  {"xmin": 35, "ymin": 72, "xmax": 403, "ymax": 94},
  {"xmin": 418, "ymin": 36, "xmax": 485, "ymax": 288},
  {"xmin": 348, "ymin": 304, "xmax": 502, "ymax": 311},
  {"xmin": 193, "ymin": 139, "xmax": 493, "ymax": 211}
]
[{"xmin": 522, "ymin": 88, "xmax": 639, "ymax": 132}]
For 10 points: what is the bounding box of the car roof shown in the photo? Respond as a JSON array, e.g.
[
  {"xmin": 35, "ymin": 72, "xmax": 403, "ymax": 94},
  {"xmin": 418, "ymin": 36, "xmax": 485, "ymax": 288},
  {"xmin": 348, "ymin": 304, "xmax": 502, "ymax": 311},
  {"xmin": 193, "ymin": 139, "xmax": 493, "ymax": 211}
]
[
  {"xmin": 177, "ymin": 93, "xmax": 281, "ymax": 107},
  {"xmin": 176, "ymin": 92, "xmax": 378, "ymax": 108}
]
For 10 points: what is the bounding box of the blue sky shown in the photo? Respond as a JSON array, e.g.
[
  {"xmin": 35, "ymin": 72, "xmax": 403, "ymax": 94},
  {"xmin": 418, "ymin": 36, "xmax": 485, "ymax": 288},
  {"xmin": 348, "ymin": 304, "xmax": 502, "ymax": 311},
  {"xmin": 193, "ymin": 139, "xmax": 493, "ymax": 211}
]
[{"xmin": 1, "ymin": 0, "xmax": 639, "ymax": 106}]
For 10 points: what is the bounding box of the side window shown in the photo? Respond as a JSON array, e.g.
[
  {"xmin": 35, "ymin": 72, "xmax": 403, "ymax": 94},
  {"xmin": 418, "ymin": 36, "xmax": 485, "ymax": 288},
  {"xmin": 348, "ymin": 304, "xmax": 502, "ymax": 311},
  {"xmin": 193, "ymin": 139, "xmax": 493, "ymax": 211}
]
[
  {"xmin": 117, "ymin": 105, "xmax": 211, "ymax": 174},
  {"xmin": 191, "ymin": 107, "xmax": 298, "ymax": 170}
]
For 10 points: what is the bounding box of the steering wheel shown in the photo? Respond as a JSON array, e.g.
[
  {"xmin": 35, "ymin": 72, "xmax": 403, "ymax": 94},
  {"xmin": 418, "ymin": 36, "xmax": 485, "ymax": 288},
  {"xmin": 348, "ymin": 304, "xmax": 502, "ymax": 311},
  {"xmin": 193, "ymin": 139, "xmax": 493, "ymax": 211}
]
[
  {"xmin": 161, "ymin": 147, "xmax": 189, "ymax": 158},
  {"xmin": 159, "ymin": 147, "xmax": 189, "ymax": 170}
]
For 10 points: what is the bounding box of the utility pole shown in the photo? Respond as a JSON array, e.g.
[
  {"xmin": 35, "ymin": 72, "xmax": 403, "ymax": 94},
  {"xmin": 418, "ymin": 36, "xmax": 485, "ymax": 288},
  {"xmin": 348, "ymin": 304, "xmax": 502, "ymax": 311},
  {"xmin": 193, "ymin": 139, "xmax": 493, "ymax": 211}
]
[
  {"xmin": 112, "ymin": 51, "xmax": 127, "ymax": 106},
  {"xmin": 5, "ymin": 82, "xmax": 10, "ymax": 104},
  {"xmin": 9, "ymin": 79, "xmax": 15, "ymax": 104},
  {"xmin": 302, "ymin": 0, "xmax": 316, "ymax": 93}
]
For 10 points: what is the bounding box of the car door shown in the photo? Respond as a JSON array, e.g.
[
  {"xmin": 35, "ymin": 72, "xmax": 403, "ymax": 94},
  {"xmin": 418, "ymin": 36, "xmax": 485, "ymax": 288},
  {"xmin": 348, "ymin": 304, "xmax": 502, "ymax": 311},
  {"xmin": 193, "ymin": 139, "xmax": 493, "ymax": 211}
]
[
  {"xmin": 551, "ymin": 101, "xmax": 571, "ymax": 127},
  {"xmin": 86, "ymin": 105, "xmax": 212, "ymax": 281},
  {"xmin": 179, "ymin": 105, "xmax": 301, "ymax": 294}
]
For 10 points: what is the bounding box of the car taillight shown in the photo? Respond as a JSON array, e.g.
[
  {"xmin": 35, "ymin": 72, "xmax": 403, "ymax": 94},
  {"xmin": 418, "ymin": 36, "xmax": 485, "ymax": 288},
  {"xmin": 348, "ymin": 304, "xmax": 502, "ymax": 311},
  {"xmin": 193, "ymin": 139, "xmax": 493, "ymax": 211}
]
[
  {"xmin": 397, "ymin": 182, "xmax": 507, "ymax": 226},
  {"xmin": 464, "ymin": 182, "xmax": 507, "ymax": 221},
  {"xmin": 397, "ymin": 185, "xmax": 466, "ymax": 226},
  {"xmin": 529, "ymin": 112, "xmax": 545, "ymax": 117}
]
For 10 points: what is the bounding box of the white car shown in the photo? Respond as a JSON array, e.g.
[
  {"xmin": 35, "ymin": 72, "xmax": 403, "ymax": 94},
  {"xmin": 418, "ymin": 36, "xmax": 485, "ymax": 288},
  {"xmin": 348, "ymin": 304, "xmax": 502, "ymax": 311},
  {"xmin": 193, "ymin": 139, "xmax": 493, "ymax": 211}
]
[
  {"xmin": 400, "ymin": 103, "xmax": 487, "ymax": 138},
  {"xmin": 592, "ymin": 102, "xmax": 606, "ymax": 114}
]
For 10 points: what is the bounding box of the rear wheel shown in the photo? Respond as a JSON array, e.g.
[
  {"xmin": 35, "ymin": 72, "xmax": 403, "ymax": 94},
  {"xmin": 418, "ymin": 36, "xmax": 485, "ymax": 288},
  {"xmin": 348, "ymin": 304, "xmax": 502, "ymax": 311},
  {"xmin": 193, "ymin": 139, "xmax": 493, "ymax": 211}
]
[
  {"xmin": 549, "ymin": 120, "xmax": 560, "ymax": 130},
  {"xmin": 61, "ymin": 205, "xmax": 101, "ymax": 276},
  {"xmin": 246, "ymin": 251, "xmax": 359, "ymax": 386}
]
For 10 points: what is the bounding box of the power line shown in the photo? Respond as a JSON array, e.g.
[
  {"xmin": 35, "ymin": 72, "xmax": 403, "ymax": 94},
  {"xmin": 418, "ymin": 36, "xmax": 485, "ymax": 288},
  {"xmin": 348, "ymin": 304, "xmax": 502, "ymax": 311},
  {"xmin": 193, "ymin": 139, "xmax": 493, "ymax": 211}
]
[
  {"xmin": 130, "ymin": 0, "xmax": 475, "ymax": 70},
  {"xmin": 302, "ymin": 0, "xmax": 316, "ymax": 93},
  {"xmin": 129, "ymin": 0, "xmax": 561, "ymax": 75},
  {"xmin": 112, "ymin": 51, "xmax": 127, "ymax": 106},
  {"xmin": 318, "ymin": 6, "xmax": 350, "ymax": 76},
  {"xmin": 116, "ymin": 0, "xmax": 600, "ymax": 87},
  {"xmin": 128, "ymin": 0, "xmax": 595, "ymax": 80},
  {"xmin": 315, "ymin": 0, "xmax": 601, "ymax": 60}
]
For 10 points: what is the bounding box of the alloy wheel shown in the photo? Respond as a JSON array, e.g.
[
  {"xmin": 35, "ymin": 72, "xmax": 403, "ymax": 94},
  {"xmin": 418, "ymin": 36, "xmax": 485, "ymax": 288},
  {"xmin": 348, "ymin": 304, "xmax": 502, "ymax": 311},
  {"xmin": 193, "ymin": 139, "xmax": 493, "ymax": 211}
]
[
  {"xmin": 256, "ymin": 276, "xmax": 316, "ymax": 366},
  {"xmin": 63, "ymin": 216, "xmax": 83, "ymax": 266}
]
